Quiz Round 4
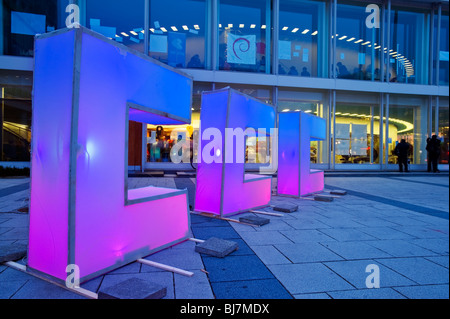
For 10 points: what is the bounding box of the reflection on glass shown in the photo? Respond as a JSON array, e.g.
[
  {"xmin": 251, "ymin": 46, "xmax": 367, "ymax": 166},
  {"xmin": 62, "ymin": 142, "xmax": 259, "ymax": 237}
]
[
  {"xmin": 86, "ymin": 0, "xmax": 145, "ymax": 52},
  {"xmin": 333, "ymin": 105, "xmax": 381, "ymax": 164},
  {"xmin": 149, "ymin": 0, "xmax": 207, "ymax": 68},
  {"xmin": 438, "ymin": 105, "xmax": 449, "ymax": 164},
  {"xmin": 218, "ymin": 0, "xmax": 270, "ymax": 73},
  {"xmin": 279, "ymin": 0, "xmax": 327, "ymax": 78},
  {"xmin": 389, "ymin": 7, "xmax": 430, "ymax": 84},
  {"xmin": 1, "ymin": 0, "xmax": 69, "ymax": 56},
  {"xmin": 388, "ymin": 96, "xmax": 428, "ymax": 165},
  {"xmin": 336, "ymin": 1, "xmax": 381, "ymax": 81},
  {"xmin": 438, "ymin": 14, "xmax": 449, "ymax": 85}
]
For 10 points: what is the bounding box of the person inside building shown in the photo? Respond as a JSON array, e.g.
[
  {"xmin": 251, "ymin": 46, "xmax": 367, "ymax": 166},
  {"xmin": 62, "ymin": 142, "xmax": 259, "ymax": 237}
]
[
  {"xmin": 394, "ymin": 138, "xmax": 411, "ymax": 172},
  {"xmin": 426, "ymin": 135, "xmax": 441, "ymax": 173}
]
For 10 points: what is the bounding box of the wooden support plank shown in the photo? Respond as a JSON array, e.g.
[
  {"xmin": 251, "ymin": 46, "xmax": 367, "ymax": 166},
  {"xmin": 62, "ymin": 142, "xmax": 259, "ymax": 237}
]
[
  {"xmin": 137, "ymin": 259, "xmax": 194, "ymax": 277},
  {"xmin": 188, "ymin": 238, "xmax": 205, "ymax": 243},
  {"xmin": 249, "ymin": 210, "xmax": 283, "ymax": 217},
  {"xmin": 192, "ymin": 211, "xmax": 259, "ymax": 227}
]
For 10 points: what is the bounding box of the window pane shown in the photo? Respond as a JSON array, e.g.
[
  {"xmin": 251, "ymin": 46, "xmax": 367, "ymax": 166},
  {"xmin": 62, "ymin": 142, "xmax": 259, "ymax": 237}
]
[
  {"xmin": 438, "ymin": 13, "xmax": 449, "ymax": 85},
  {"xmin": 149, "ymin": 0, "xmax": 207, "ymax": 69},
  {"xmin": 86, "ymin": 0, "xmax": 145, "ymax": 53},
  {"xmin": 388, "ymin": 95, "xmax": 428, "ymax": 165},
  {"xmin": 1, "ymin": 0, "xmax": 69, "ymax": 56},
  {"xmin": 218, "ymin": 0, "xmax": 270, "ymax": 73},
  {"xmin": 334, "ymin": 92, "xmax": 381, "ymax": 165},
  {"xmin": 336, "ymin": 1, "xmax": 381, "ymax": 81},
  {"xmin": 279, "ymin": 0, "xmax": 328, "ymax": 78},
  {"xmin": 438, "ymin": 98, "xmax": 449, "ymax": 164},
  {"xmin": 389, "ymin": 6, "xmax": 430, "ymax": 84}
]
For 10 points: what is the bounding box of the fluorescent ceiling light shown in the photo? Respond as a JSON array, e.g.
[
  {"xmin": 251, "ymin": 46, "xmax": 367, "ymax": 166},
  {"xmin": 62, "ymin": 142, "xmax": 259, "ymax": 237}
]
[
  {"xmin": 160, "ymin": 27, "xmax": 167, "ymax": 32},
  {"xmin": 182, "ymin": 25, "xmax": 189, "ymax": 30},
  {"xmin": 338, "ymin": 35, "xmax": 347, "ymax": 40},
  {"xmin": 250, "ymin": 24, "xmax": 256, "ymax": 28},
  {"xmin": 302, "ymin": 29, "xmax": 310, "ymax": 34},
  {"xmin": 354, "ymin": 39, "xmax": 363, "ymax": 43},
  {"xmin": 292, "ymin": 28, "xmax": 299, "ymax": 33},
  {"xmin": 130, "ymin": 30, "xmax": 138, "ymax": 36},
  {"xmin": 282, "ymin": 109, "xmax": 290, "ymax": 112},
  {"xmin": 374, "ymin": 45, "xmax": 381, "ymax": 49},
  {"xmin": 121, "ymin": 32, "xmax": 129, "ymax": 37},
  {"xmin": 282, "ymin": 26, "xmax": 289, "ymax": 31},
  {"xmin": 311, "ymin": 30, "xmax": 318, "ymax": 35},
  {"xmin": 261, "ymin": 25, "xmax": 266, "ymax": 29},
  {"xmin": 228, "ymin": 24, "xmax": 233, "ymax": 28},
  {"xmin": 346, "ymin": 37, "xmax": 355, "ymax": 42},
  {"xmin": 194, "ymin": 25, "xmax": 200, "ymax": 30},
  {"xmin": 171, "ymin": 26, "xmax": 178, "ymax": 31},
  {"xmin": 361, "ymin": 41, "xmax": 371, "ymax": 45},
  {"xmin": 239, "ymin": 24, "xmax": 244, "ymax": 28}
]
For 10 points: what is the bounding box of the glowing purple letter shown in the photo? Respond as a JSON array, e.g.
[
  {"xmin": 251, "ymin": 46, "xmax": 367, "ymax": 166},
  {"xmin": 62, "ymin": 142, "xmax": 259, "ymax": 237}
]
[
  {"xmin": 277, "ymin": 111, "xmax": 326, "ymax": 196},
  {"xmin": 194, "ymin": 88, "xmax": 275, "ymax": 216},
  {"xmin": 28, "ymin": 27, "xmax": 192, "ymax": 283}
]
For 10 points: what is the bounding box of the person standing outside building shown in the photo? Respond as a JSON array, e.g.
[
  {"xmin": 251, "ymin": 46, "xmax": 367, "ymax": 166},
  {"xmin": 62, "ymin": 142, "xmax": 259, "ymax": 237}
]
[
  {"xmin": 394, "ymin": 139, "xmax": 411, "ymax": 172},
  {"xmin": 426, "ymin": 135, "xmax": 441, "ymax": 173}
]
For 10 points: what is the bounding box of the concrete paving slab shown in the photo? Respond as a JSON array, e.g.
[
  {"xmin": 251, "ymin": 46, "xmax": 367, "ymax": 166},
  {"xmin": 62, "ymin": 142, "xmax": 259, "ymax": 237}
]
[
  {"xmin": 98, "ymin": 277, "xmax": 167, "ymax": 299},
  {"xmin": 268, "ymin": 263, "xmax": 354, "ymax": 294},
  {"xmin": 194, "ymin": 237, "xmax": 239, "ymax": 258},
  {"xmin": 376, "ymin": 257, "xmax": 449, "ymax": 285}
]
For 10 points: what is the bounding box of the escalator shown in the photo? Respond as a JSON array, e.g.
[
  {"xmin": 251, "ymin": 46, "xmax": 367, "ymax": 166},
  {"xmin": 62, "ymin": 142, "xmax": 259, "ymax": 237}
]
[{"xmin": 2, "ymin": 121, "xmax": 31, "ymax": 161}]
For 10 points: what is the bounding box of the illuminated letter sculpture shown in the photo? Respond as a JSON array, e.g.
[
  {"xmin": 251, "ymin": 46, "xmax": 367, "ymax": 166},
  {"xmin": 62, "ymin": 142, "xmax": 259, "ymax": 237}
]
[
  {"xmin": 195, "ymin": 88, "xmax": 275, "ymax": 216},
  {"xmin": 277, "ymin": 111, "xmax": 326, "ymax": 196},
  {"xmin": 28, "ymin": 27, "xmax": 192, "ymax": 282}
]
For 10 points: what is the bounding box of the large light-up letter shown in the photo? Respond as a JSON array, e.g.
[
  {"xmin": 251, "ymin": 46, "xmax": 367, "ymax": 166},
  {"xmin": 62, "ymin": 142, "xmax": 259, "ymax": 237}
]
[
  {"xmin": 277, "ymin": 111, "xmax": 326, "ymax": 196},
  {"xmin": 195, "ymin": 88, "xmax": 275, "ymax": 216},
  {"xmin": 28, "ymin": 27, "xmax": 192, "ymax": 283}
]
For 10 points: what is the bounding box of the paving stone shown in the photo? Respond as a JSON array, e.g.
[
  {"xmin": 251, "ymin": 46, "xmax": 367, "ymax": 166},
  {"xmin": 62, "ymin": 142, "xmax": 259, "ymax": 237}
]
[
  {"xmin": 202, "ymin": 255, "xmax": 274, "ymax": 282},
  {"xmin": 0, "ymin": 243, "xmax": 27, "ymax": 263},
  {"xmin": 273, "ymin": 204, "xmax": 298, "ymax": 213},
  {"xmin": 194, "ymin": 237, "xmax": 238, "ymax": 258},
  {"xmin": 98, "ymin": 277, "xmax": 166, "ymax": 299},
  {"xmin": 394, "ymin": 284, "xmax": 449, "ymax": 299},
  {"xmin": 239, "ymin": 215, "xmax": 270, "ymax": 226},
  {"xmin": 314, "ymin": 195, "xmax": 334, "ymax": 202},
  {"xmin": 211, "ymin": 278, "xmax": 292, "ymax": 299},
  {"xmin": 328, "ymin": 288, "xmax": 405, "ymax": 299}
]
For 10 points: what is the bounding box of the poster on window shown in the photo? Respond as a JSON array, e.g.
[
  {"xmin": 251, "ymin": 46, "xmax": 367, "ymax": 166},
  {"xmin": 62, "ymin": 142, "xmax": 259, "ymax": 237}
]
[
  {"xmin": 350, "ymin": 124, "xmax": 368, "ymax": 156},
  {"xmin": 168, "ymin": 32, "xmax": 186, "ymax": 68},
  {"xmin": 227, "ymin": 34, "xmax": 256, "ymax": 65}
]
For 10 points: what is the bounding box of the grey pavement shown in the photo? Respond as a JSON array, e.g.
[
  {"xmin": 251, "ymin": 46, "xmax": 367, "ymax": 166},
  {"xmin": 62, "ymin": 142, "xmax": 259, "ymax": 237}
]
[{"xmin": 0, "ymin": 173, "xmax": 448, "ymax": 299}]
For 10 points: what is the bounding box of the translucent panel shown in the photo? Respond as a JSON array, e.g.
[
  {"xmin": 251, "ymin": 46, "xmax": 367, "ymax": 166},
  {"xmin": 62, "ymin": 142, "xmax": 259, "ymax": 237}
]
[
  {"xmin": 28, "ymin": 27, "xmax": 192, "ymax": 282},
  {"xmin": 195, "ymin": 88, "xmax": 275, "ymax": 216}
]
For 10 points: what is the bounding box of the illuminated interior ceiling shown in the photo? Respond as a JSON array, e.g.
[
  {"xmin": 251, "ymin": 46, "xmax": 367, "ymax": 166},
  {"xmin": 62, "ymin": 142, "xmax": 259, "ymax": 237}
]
[{"xmin": 280, "ymin": 105, "xmax": 414, "ymax": 134}]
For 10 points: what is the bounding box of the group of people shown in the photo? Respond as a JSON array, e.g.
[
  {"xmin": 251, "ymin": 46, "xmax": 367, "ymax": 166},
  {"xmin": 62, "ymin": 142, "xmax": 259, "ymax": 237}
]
[{"xmin": 394, "ymin": 135, "xmax": 442, "ymax": 173}]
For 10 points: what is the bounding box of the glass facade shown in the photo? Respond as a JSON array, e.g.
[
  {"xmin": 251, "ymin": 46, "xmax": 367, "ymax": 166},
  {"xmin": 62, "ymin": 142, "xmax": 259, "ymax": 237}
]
[
  {"xmin": 0, "ymin": 0, "xmax": 448, "ymax": 170},
  {"xmin": 218, "ymin": 0, "xmax": 270, "ymax": 73},
  {"xmin": 279, "ymin": 0, "xmax": 328, "ymax": 78},
  {"xmin": 336, "ymin": 1, "xmax": 381, "ymax": 81},
  {"xmin": 388, "ymin": 6, "xmax": 430, "ymax": 84},
  {"xmin": 438, "ymin": 13, "xmax": 449, "ymax": 85},
  {"xmin": 149, "ymin": 0, "xmax": 208, "ymax": 69},
  {"xmin": 334, "ymin": 92, "xmax": 381, "ymax": 165},
  {"xmin": 388, "ymin": 95, "xmax": 428, "ymax": 165},
  {"xmin": 1, "ymin": 0, "xmax": 69, "ymax": 56},
  {"xmin": 86, "ymin": 0, "xmax": 145, "ymax": 53},
  {"xmin": 438, "ymin": 97, "xmax": 449, "ymax": 164}
]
